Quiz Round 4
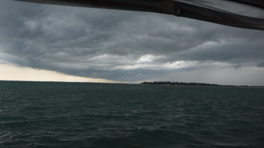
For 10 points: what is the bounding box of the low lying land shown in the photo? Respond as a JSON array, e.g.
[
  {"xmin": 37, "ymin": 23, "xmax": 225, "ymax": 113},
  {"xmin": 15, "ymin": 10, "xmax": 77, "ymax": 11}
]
[{"xmin": 140, "ymin": 81, "xmax": 264, "ymax": 88}]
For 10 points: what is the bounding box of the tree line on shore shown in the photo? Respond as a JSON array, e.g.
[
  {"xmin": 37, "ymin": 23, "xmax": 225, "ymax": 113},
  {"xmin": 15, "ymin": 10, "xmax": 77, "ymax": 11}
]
[{"xmin": 140, "ymin": 81, "xmax": 262, "ymax": 87}]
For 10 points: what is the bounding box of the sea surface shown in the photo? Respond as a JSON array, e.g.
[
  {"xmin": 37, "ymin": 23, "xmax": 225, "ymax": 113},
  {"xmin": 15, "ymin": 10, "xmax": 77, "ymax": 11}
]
[{"xmin": 0, "ymin": 81, "xmax": 263, "ymax": 148}]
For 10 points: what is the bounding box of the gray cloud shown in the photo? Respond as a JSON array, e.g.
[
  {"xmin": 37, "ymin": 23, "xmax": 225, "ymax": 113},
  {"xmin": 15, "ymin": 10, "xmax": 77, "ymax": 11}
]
[
  {"xmin": 257, "ymin": 62, "xmax": 264, "ymax": 68},
  {"xmin": 1, "ymin": 0, "xmax": 264, "ymax": 84},
  {"xmin": 233, "ymin": 64, "xmax": 241, "ymax": 70}
]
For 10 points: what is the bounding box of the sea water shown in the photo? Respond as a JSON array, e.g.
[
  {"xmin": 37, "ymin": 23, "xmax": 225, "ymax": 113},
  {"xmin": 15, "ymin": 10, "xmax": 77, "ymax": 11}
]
[{"xmin": 0, "ymin": 81, "xmax": 263, "ymax": 147}]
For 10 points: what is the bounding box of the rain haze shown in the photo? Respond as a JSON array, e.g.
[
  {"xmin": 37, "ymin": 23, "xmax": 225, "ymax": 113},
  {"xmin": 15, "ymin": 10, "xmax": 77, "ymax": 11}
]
[{"xmin": 1, "ymin": 0, "xmax": 264, "ymax": 85}]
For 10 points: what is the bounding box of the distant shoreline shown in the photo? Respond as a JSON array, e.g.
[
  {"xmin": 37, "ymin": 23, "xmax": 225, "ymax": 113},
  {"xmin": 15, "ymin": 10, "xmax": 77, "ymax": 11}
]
[
  {"xmin": 0, "ymin": 80, "xmax": 263, "ymax": 88},
  {"xmin": 140, "ymin": 81, "xmax": 264, "ymax": 88}
]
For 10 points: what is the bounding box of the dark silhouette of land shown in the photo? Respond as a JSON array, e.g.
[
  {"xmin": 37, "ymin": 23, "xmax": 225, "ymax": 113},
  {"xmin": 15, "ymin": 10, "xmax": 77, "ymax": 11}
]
[{"xmin": 140, "ymin": 81, "xmax": 264, "ymax": 88}]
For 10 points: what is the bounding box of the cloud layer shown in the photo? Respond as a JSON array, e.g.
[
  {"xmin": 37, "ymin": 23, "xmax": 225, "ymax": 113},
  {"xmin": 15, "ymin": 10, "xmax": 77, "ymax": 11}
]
[{"xmin": 1, "ymin": 0, "xmax": 264, "ymax": 84}]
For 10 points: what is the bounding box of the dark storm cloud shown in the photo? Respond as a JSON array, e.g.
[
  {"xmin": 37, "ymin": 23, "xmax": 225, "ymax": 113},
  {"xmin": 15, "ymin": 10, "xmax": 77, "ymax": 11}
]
[
  {"xmin": 257, "ymin": 62, "xmax": 264, "ymax": 67},
  {"xmin": 1, "ymin": 0, "xmax": 264, "ymax": 82}
]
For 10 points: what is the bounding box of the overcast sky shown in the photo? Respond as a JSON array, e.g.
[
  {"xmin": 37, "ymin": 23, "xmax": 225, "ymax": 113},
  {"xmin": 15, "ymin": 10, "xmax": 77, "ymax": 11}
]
[{"xmin": 1, "ymin": 0, "xmax": 264, "ymax": 85}]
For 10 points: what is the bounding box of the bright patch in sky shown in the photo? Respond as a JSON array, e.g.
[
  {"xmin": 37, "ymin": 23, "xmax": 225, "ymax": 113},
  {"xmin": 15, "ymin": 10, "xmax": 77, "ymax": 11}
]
[{"xmin": 0, "ymin": 63, "xmax": 117, "ymax": 83}]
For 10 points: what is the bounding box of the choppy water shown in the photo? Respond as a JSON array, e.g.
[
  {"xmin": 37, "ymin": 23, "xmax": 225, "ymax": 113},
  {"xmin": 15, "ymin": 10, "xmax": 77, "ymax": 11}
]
[{"xmin": 0, "ymin": 81, "xmax": 263, "ymax": 148}]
